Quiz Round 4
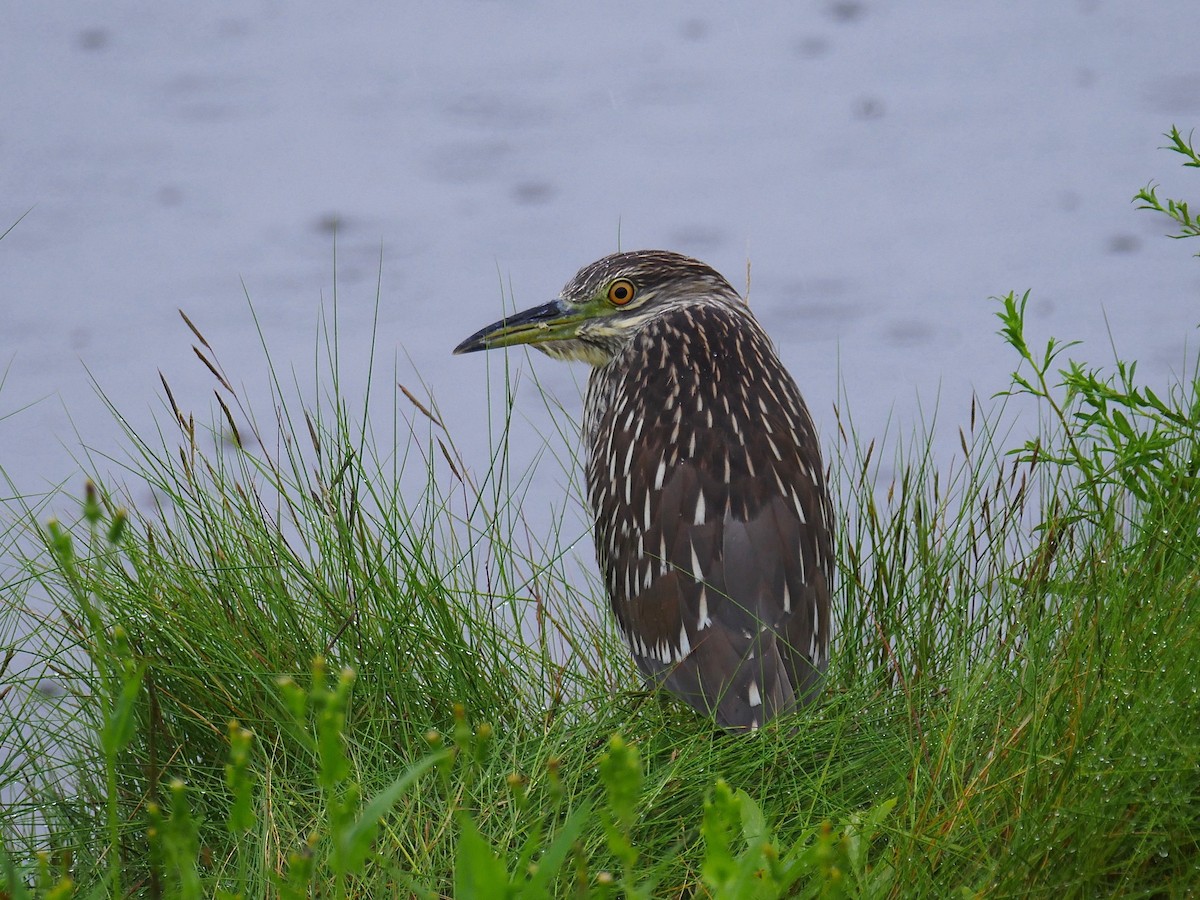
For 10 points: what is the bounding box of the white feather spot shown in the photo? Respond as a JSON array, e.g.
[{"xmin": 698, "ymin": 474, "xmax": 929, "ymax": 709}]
[
  {"xmin": 793, "ymin": 493, "xmax": 806, "ymax": 524},
  {"xmin": 747, "ymin": 681, "xmax": 761, "ymax": 708},
  {"xmin": 773, "ymin": 467, "xmax": 787, "ymax": 495},
  {"xmin": 690, "ymin": 542, "xmax": 702, "ymax": 580},
  {"xmin": 697, "ymin": 589, "xmax": 712, "ymax": 629},
  {"xmin": 767, "ymin": 434, "xmax": 782, "ymax": 461},
  {"xmin": 694, "ymin": 492, "xmax": 706, "ymax": 525},
  {"xmin": 679, "ymin": 623, "xmax": 691, "ymax": 657},
  {"xmin": 782, "ymin": 582, "xmax": 791, "ymax": 613},
  {"xmin": 750, "ymin": 718, "xmax": 760, "ymax": 732},
  {"xmin": 654, "ymin": 458, "xmax": 667, "ymax": 490}
]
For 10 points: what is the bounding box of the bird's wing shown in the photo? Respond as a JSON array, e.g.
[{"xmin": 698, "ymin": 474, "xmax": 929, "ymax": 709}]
[
  {"xmin": 618, "ymin": 452, "xmax": 827, "ymax": 730},
  {"xmin": 593, "ymin": 310, "xmax": 831, "ymax": 731}
]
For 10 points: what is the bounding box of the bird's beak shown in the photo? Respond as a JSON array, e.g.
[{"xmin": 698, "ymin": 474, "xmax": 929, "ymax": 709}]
[{"xmin": 453, "ymin": 299, "xmax": 583, "ymax": 354}]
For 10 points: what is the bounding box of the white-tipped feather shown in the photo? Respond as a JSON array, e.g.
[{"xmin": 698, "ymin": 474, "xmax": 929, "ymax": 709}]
[{"xmin": 747, "ymin": 681, "xmax": 762, "ymax": 708}]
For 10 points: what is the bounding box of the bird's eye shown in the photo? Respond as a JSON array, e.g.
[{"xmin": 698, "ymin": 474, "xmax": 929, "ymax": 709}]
[{"xmin": 607, "ymin": 279, "xmax": 636, "ymax": 306}]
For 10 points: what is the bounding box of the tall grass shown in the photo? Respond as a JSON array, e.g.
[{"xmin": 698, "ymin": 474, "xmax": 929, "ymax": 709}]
[{"xmin": 1, "ymin": 130, "xmax": 1198, "ymax": 896}]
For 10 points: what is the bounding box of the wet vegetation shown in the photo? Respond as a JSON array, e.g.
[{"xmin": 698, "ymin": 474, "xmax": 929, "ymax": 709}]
[{"xmin": 2, "ymin": 128, "xmax": 1198, "ymax": 897}]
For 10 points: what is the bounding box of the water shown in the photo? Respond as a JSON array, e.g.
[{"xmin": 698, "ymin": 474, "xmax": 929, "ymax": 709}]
[{"xmin": 2, "ymin": 1, "xmax": 1199, "ymax": 579}]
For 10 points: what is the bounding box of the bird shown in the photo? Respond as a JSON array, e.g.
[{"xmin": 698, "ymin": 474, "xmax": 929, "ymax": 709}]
[{"xmin": 454, "ymin": 250, "xmax": 833, "ymax": 731}]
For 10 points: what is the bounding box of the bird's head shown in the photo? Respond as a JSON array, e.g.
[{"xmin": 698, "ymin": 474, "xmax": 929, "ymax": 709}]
[{"xmin": 453, "ymin": 250, "xmax": 741, "ymax": 366}]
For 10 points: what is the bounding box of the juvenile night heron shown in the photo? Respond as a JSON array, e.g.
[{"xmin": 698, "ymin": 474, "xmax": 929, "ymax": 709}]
[{"xmin": 454, "ymin": 250, "xmax": 833, "ymax": 731}]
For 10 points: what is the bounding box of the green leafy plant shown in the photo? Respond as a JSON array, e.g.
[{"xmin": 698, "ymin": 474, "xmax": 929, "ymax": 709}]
[
  {"xmin": 701, "ymin": 780, "xmax": 894, "ymax": 899},
  {"xmin": 1135, "ymin": 126, "xmax": 1200, "ymax": 251}
]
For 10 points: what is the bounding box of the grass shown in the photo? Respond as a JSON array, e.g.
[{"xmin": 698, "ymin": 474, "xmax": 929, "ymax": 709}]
[{"xmin": 1, "ymin": 128, "xmax": 1199, "ymax": 897}]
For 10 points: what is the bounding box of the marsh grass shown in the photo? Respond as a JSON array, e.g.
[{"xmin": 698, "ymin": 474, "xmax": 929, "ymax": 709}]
[{"xmin": 2, "ymin": 132, "xmax": 1199, "ymax": 896}]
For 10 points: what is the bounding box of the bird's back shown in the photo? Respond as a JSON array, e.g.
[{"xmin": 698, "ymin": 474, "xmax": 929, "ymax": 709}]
[{"xmin": 584, "ymin": 298, "xmax": 833, "ymax": 730}]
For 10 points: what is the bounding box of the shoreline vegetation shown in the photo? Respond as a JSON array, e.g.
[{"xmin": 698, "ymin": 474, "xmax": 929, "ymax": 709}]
[{"xmin": 2, "ymin": 129, "xmax": 1198, "ymax": 897}]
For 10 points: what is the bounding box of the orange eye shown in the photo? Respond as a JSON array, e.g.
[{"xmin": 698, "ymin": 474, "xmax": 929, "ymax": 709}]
[{"xmin": 607, "ymin": 278, "xmax": 636, "ymax": 306}]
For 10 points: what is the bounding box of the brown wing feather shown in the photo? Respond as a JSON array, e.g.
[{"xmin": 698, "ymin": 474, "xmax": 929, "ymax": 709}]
[{"xmin": 586, "ymin": 302, "xmax": 832, "ymax": 731}]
